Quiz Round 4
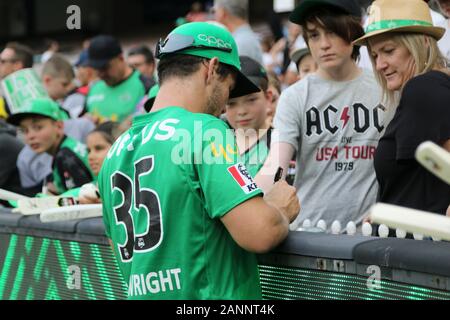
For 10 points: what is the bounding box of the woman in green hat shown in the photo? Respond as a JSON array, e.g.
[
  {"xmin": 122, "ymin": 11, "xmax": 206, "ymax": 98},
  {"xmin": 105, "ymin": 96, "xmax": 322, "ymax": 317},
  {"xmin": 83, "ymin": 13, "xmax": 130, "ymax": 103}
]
[{"xmin": 354, "ymin": 0, "xmax": 450, "ymax": 216}]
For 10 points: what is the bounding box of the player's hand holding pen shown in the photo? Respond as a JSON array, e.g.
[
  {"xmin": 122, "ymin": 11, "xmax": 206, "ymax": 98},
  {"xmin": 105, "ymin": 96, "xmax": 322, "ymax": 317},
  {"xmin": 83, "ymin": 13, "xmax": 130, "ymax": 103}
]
[{"xmin": 263, "ymin": 167, "xmax": 300, "ymax": 223}]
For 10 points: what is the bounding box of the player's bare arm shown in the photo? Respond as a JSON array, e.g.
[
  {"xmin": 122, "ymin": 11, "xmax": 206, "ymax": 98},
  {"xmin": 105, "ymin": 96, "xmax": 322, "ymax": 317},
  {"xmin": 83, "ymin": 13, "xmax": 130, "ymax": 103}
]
[
  {"xmin": 221, "ymin": 180, "xmax": 300, "ymax": 253},
  {"xmin": 254, "ymin": 142, "xmax": 295, "ymax": 193}
]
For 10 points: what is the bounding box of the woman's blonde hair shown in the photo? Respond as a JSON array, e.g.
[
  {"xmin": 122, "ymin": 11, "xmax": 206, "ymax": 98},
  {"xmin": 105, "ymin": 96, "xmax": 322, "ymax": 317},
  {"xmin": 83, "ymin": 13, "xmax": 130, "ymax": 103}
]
[{"xmin": 368, "ymin": 33, "xmax": 448, "ymax": 106}]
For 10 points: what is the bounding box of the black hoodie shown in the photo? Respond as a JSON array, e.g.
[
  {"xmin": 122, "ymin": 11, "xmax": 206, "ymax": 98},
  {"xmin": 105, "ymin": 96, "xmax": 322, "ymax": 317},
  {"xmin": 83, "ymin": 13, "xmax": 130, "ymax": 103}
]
[{"xmin": 0, "ymin": 120, "xmax": 26, "ymax": 202}]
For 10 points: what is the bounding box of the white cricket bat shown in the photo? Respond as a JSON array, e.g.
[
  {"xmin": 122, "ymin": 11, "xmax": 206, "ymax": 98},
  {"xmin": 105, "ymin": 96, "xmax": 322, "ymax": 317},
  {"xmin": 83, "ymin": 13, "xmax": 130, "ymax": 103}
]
[
  {"xmin": 0, "ymin": 188, "xmax": 30, "ymax": 202},
  {"xmin": 40, "ymin": 204, "xmax": 102, "ymax": 223},
  {"xmin": 415, "ymin": 141, "xmax": 450, "ymax": 185},
  {"xmin": 16, "ymin": 196, "xmax": 79, "ymax": 215},
  {"xmin": 369, "ymin": 203, "xmax": 450, "ymax": 241}
]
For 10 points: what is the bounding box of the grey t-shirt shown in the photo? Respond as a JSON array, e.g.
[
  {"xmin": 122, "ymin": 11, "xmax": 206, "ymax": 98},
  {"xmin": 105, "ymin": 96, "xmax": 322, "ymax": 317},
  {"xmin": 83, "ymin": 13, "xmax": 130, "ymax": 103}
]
[
  {"xmin": 233, "ymin": 24, "xmax": 264, "ymax": 65},
  {"xmin": 273, "ymin": 69, "xmax": 393, "ymax": 230},
  {"xmin": 61, "ymin": 92, "xmax": 86, "ymax": 119}
]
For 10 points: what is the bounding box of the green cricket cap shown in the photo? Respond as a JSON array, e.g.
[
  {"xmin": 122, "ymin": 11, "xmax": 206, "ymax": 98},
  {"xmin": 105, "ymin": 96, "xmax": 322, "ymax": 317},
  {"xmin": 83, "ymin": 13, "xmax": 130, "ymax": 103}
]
[
  {"xmin": 156, "ymin": 22, "xmax": 260, "ymax": 98},
  {"xmin": 7, "ymin": 98, "xmax": 65, "ymax": 126}
]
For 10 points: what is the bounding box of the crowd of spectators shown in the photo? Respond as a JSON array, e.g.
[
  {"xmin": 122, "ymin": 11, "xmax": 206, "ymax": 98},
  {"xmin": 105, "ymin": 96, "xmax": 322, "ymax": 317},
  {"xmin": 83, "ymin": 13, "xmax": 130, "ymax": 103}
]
[{"xmin": 0, "ymin": 0, "xmax": 449, "ymax": 229}]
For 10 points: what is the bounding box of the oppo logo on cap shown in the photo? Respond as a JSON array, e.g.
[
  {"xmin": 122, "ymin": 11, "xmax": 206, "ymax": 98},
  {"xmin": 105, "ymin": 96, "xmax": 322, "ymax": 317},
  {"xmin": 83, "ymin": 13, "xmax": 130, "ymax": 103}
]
[{"xmin": 197, "ymin": 34, "xmax": 232, "ymax": 49}]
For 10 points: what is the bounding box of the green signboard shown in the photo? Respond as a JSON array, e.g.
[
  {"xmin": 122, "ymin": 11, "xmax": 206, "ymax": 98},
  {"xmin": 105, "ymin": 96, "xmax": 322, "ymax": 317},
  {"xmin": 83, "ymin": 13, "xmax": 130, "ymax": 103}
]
[{"xmin": 1, "ymin": 68, "xmax": 49, "ymax": 114}]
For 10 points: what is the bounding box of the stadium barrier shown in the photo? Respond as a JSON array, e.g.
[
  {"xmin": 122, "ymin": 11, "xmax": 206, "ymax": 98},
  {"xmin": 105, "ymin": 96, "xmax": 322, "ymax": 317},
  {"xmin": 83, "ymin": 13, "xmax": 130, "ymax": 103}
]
[{"xmin": 1, "ymin": 208, "xmax": 449, "ymax": 300}]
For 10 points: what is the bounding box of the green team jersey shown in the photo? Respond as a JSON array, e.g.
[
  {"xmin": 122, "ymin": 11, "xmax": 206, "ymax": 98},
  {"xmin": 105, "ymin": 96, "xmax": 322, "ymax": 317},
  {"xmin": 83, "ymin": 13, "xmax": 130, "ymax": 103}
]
[
  {"xmin": 98, "ymin": 107, "xmax": 263, "ymax": 300},
  {"xmin": 239, "ymin": 128, "xmax": 272, "ymax": 177},
  {"xmin": 52, "ymin": 136, "xmax": 93, "ymax": 194},
  {"xmin": 86, "ymin": 70, "xmax": 146, "ymax": 123}
]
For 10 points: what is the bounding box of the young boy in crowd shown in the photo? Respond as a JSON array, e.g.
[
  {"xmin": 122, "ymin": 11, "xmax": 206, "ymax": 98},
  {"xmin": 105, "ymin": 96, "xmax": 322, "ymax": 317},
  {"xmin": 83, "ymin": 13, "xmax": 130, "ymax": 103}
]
[
  {"xmin": 226, "ymin": 56, "xmax": 273, "ymax": 177},
  {"xmin": 41, "ymin": 54, "xmax": 86, "ymax": 118},
  {"xmin": 15, "ymin": 54, "xmax": 95, "ymax": 194},
  {"xmin": 7, "ymin": 98, "xmax": 93, "ymax": 195},
  {"xmin": 290, "ymin": 47, "xmax": 318, "ymax": 80},
  {"xmin": 255, "ymin": 0, "xmax": 393, "ymax": 231}
]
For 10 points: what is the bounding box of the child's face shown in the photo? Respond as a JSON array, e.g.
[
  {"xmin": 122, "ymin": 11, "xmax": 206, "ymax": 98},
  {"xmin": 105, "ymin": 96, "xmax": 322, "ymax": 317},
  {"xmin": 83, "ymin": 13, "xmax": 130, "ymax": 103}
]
[
  {"xmin": 43, "ymin": 75, "xmax": 73, "ymax": 100},
  {"xmin": 305, "ymin": 22, "xmax": 354, "ymax": 72},
  {"xmin": 87, "ymin": 132, "xmax": 112, "ymax": 176},
  {"xmin": 298, "ymin": 54, "xmax": 318, "ymax": 79},
  {"xmin": 226, "ymin": 91, "xmax": 270, "ymax": 131},
  {"xmin": 19, "ymin": 117, "xmax": 64, "ymax": 154}
]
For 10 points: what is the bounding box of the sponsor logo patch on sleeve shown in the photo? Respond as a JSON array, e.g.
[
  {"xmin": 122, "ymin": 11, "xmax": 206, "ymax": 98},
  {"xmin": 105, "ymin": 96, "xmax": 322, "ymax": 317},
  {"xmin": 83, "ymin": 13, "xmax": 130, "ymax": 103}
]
[{"xmin": 227, "ymin": 163, "xmax": 259, "ymax": 194}]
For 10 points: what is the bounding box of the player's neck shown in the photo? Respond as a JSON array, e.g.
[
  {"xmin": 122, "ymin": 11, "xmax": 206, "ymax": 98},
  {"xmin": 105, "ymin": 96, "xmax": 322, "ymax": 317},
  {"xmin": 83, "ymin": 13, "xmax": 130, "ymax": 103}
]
[
  {"xmin": 47, "ymin": 134, "xmax": 65, "ymax": 156},
  {"xmin": 151, "ymin": 80, "xmax": 204, "ymax": 114}
]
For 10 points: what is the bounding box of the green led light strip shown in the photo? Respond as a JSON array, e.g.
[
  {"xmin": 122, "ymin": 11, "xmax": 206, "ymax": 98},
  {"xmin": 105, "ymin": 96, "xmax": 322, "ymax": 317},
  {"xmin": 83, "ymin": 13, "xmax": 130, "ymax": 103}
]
[
  {"xmin": 1, "ymin": 234, "xmax": 450, "ymax": 300},
  {"xmin": 0, "ymin": 234, "xmax": 18, "ymax": 299},
  {"xmin": 259, "ymin": 265, "xmax": 450, "ymax": 300},
  {"xmin": 0, "ymin": 234, "xmax": 128, "ymax": 300}
]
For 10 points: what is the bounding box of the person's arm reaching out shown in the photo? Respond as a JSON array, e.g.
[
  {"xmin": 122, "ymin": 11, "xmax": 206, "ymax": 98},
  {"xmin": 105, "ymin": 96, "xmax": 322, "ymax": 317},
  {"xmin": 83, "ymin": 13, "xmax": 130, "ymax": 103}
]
[{"xmin": 254, "ymin": 142, "xmax": 295, "ymax": 193}]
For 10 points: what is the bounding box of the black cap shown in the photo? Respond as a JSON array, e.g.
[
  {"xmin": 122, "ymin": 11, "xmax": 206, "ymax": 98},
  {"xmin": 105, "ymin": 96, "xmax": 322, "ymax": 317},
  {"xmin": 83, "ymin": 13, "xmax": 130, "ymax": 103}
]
[
  {"xmin": 290, "ymin": 47, "xmax": 311, "ymax": 69},
  {"xmin": 87, "ymin": 35, "xmax": 122, "ymax": 69},
  {"xmin": 289, "ymin": 0, "xmax": 362, "ymax": 24},
  {"xmin": 75, "ymin": 49, "xmax": 89, "ymax": 67},
  {"xmin": 239, "ymin": 56, "xmax": 268, "ymax": 92}
]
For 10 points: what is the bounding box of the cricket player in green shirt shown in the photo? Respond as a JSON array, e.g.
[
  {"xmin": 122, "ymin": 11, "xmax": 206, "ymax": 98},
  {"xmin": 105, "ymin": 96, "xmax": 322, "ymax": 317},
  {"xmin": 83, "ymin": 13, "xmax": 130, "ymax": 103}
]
[{"xmin": 98, "ymin": 22, "xmax": 300, "ymax": 300}]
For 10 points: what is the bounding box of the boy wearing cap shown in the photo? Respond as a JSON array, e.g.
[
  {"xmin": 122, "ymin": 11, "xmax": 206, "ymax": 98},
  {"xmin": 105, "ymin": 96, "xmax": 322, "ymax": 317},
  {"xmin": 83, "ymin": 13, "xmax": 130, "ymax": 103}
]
[
  {"xmin": 85, "ymin": 35, "xmax": 151, "ymax": 124},
  {"xmin": 290, "ymin": 47, "xmax": 318, "ymax": 80},
  {"xmin": 225, "ymin": 56, "xmax": 273, "ymax": 177},
  {"xmin": 7, "ymin": 98, "xmax": 93, "ymax": 195},
  {"xmin": 255, "ymin": 0, "xmax": 393, "ymax": 231},
  {"xmin": 98, "ymin": 22, "xmax": 299, "ymax": 300}
]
